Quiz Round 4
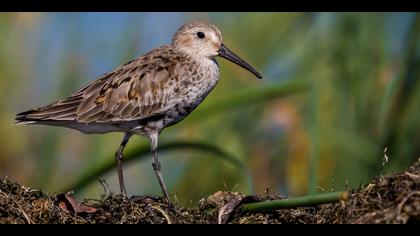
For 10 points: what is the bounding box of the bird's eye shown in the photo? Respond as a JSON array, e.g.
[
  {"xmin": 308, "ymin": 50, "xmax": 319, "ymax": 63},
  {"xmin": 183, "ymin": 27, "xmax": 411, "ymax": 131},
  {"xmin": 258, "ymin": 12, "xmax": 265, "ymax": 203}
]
[{"xmin": 197, "ymin": 32, "xmax": 205, "ymax": 39}]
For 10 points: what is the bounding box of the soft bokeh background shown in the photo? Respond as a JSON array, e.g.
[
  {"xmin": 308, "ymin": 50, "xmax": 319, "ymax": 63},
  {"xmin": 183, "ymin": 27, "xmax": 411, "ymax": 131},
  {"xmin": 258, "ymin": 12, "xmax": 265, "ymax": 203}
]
[{"xmin": 1, "ymin": 13, "xmax": 419, "ymax": 206}]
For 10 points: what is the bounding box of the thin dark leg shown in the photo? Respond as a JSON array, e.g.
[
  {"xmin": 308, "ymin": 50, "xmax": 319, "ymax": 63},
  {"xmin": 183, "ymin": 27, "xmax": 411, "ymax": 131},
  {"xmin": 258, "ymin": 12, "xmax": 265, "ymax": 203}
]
[
  {"xmin": 152, "ymin": 148, "xmax": 171, "ymax": 204},
  {"xmin": 148, "ymin": 132, "xmax": 171, "ymax": 206},
  {"xmin": 115, "ymin": 133, "xmax": 133, "ymax": 197}
]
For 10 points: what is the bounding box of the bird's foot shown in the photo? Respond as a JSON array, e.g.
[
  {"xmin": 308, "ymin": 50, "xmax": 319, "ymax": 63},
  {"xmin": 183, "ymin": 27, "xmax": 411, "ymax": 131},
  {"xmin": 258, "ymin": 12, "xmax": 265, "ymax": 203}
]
[
  {"xmin": 130, "ymin": 195, "xmax": 181, "ymax": 223},
  {"xmin": 165, "ymin": 199, "xmax": 183, "ymax": 217}
]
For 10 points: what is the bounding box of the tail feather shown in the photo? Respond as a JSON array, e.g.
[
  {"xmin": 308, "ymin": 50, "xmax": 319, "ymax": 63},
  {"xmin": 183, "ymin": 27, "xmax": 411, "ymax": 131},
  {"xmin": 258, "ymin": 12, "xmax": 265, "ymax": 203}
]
[
  {"xmin": 15, "ymin": 95, "xmax": 83, "ymax": 125},
  {"xmin": 15, "ymin": 109, "xmax": 40, "ymax": 124}
]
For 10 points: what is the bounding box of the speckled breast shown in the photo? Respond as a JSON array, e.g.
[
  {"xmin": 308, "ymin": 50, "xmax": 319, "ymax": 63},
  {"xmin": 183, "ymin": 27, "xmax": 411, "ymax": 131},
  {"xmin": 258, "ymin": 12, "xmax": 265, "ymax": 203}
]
[{"xmin": 138, "ymin": 58, "xmax": 220, "ymax": 133}]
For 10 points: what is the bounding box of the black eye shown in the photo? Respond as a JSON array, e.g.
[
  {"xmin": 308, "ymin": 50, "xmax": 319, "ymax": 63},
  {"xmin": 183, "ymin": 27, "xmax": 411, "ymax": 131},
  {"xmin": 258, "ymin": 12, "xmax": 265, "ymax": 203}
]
[{"xmin": 197, "ymin": 32, "xmax": 205, "ymax": 39}]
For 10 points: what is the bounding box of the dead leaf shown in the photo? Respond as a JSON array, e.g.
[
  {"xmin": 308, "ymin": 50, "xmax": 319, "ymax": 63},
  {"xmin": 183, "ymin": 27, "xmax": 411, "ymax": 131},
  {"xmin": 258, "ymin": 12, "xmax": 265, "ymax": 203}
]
[
  {"xmin": 216, "ymin": 192, "xmax": 260, "ymax": 224},
  {"xmin": 57, "ymin": 193, "xmax": 97, "ymax": 214},
  {"xmin": 218, "ymin": 195, "xmax": 243, "ymax": 224}
]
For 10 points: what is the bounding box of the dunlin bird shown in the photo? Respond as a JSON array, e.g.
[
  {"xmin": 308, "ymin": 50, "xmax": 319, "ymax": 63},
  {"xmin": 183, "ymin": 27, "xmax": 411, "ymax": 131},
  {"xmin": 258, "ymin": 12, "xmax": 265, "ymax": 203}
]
[{"xmin": 15, "ymin": 21, "xmax": 262, "ymax": 206}]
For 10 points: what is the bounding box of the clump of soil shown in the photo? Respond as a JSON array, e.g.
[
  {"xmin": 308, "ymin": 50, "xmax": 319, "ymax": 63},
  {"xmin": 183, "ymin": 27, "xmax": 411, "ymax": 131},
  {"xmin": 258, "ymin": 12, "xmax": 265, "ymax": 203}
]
[
  {"xmin": 231, "ymin": 159, "xmax": 420, "ymax": 224},
  {"xmin": 1, "ymin": 159, "xmax": 419, "ymax": 224}
]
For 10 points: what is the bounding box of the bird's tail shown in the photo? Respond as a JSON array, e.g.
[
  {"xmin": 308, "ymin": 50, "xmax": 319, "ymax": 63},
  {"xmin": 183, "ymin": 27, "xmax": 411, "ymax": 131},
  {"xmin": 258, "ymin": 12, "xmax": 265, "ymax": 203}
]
[
  {"xmin": 15, "ymin": 95, "xmax": 83, "ymax": 125},
  {"xmin": 15, "ymin": 109, "xmax": 40, "ymax": 125}
]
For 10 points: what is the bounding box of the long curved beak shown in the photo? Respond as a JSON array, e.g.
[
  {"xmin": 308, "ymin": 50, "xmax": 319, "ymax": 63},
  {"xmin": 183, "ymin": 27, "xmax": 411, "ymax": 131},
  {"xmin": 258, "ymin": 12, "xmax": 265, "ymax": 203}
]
[{"xmin": 218, "ymin": 43, "xmax": 262, "ymax": 79}]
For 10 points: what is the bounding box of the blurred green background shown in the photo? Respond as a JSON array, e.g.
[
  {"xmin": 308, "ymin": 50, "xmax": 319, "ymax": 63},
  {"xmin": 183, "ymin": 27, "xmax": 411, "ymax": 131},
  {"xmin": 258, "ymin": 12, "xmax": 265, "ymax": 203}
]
[{"xmin": 0, "ymin": 13, "xmax": 419, "ymax": 206}]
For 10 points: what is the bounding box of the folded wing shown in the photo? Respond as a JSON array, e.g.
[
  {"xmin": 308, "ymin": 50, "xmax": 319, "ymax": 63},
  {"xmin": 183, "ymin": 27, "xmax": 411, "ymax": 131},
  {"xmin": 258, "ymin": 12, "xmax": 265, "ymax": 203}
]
[{"xmin": 16, "ymin": 45, "xmax": 183, "ymax": 126}]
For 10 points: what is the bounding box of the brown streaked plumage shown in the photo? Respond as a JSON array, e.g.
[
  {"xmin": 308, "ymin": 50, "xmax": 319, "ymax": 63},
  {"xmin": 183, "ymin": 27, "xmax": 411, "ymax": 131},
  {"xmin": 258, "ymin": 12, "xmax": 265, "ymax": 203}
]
[{"xmin": 15, "ymin": 21, "xmax": 262, "ymax": 207}]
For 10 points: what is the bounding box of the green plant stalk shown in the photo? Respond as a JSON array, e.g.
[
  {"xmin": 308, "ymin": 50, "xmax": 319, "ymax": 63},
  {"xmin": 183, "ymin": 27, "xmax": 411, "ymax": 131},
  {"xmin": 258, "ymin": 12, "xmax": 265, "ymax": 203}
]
[
  {"xmin": 65, "ymin": 141, "xmax": 251, "ymax": 193},
  {"xmin": 186, "ymin": 79, "xmax": 308, "ymax": 123},
  {"xmin": 307, "ymin": 81, "xmax": 319, "ymax": 195},
  {"xmin": 240, "ymin": 191, "xmax": 348, "ymax": 213}
]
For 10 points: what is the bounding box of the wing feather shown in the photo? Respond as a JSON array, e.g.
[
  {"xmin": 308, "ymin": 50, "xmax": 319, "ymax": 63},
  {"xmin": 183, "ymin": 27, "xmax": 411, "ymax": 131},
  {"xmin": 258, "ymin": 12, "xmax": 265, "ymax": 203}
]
[{"xmin": 16, "ymin": 45, "xmax": 189, "ymax": 126}]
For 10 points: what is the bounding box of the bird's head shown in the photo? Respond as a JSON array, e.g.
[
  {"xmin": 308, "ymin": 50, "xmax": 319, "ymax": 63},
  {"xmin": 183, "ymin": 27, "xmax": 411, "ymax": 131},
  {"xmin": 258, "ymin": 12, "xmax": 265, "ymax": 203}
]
[{"xmin": 172, "ymin": 21, "xmax": 262, "ymax": 79}]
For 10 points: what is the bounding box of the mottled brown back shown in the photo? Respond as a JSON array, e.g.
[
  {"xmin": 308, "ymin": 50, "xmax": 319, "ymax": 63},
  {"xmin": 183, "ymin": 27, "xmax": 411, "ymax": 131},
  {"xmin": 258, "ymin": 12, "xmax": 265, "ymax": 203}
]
[{"xmin": 15, "ymin": 45, "xmax": 191, "ymax": 125}]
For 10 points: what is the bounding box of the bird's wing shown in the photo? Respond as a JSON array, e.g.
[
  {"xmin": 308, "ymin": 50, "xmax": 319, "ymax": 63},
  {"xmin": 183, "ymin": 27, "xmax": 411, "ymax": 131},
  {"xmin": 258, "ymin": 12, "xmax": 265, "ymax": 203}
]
[{"xmin": 16, "ymin": 45, "xmax": 187, "ymax": 124}]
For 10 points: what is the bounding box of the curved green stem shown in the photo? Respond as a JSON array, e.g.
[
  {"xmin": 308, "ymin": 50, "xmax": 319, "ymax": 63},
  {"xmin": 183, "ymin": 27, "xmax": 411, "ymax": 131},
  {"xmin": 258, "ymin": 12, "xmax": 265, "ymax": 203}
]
[
  {"xmin": 240, "ymin": 191, "xmax": 349, "ymax": 213},
  {"xmin": 64, "ymin": 141, "xmax": 251, "ymax": 193}
]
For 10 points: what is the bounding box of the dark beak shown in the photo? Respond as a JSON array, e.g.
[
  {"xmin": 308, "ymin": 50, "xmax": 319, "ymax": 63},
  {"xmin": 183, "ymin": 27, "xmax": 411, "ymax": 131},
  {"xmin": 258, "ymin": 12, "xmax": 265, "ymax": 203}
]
[{"xmin": 218, "ymin": 43, "xmax": 262, "ymax": 79}]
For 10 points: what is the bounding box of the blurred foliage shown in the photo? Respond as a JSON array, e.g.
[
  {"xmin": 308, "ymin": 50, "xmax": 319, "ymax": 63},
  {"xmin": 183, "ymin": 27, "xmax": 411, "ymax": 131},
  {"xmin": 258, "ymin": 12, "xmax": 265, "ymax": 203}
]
[{"xmin": 0, "ymin": 13, "xmax": 418, "ymax": 205}]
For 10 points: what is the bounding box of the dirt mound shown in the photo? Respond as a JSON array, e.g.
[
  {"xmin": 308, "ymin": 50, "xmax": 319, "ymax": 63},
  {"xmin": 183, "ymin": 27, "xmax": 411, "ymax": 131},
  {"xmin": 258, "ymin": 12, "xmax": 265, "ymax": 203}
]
[{"xmin": 1, "ymin": 159, "xmax": 419, "ymax": 224}]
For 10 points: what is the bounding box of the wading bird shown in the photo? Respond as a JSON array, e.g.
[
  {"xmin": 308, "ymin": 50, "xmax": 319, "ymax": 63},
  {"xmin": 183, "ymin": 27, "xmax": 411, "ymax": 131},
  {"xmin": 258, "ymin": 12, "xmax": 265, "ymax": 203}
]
[{"xmin": 16, "ymin": 21, "xmax": 262, "ymax": 207}]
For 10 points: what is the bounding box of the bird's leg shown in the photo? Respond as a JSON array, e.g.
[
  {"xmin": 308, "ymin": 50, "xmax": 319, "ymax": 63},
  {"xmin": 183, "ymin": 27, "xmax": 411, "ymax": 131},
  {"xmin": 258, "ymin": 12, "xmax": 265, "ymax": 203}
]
[
  {"xmin": 115, "ymin": 133, "xmax": 133, "ymax": 198},
  {"xmin": 152, "ymin": 148, "xmax": 171, "ymax": 205},
  {"xmin": 148, "ymin": 132, "xmax": 171, "ymax": 206}
]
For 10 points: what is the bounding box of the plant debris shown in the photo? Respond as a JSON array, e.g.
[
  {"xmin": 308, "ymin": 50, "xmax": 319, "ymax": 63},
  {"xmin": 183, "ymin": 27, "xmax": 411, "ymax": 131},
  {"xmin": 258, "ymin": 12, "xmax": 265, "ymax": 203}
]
[
  {"xmin": 57, "ymin": 193, "xmax": 97, "ymax": 214},
  {"xmin": 1, "ymin": 158, "xmax": 419, "ymax": 224}
]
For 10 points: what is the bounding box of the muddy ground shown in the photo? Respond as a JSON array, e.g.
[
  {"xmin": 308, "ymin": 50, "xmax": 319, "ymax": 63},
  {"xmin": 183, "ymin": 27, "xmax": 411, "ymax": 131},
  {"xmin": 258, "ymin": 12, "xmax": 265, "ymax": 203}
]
[{"xmin": 1, "ymin": 159, "xmax": 419, "ymax": 224}]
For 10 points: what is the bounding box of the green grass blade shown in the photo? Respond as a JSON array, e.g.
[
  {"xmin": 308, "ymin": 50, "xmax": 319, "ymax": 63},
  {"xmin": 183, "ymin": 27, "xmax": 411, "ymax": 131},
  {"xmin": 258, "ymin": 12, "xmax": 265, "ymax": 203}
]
[
  {"xmin": 187, "ymin": 79, "xmax": 309, "ymax": 122},
  {"xmin": 64, "ymin": 141, "xmax": 250, "ymax": 193}
]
